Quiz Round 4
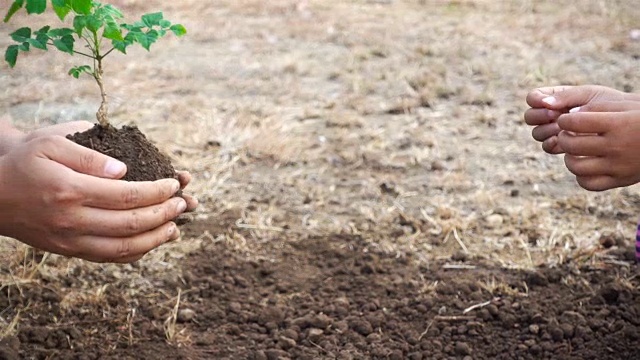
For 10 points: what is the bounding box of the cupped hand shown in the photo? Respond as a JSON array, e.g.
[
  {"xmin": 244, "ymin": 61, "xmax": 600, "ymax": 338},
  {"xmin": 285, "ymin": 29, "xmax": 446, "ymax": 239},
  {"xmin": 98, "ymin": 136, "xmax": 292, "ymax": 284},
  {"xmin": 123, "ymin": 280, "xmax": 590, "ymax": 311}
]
[
  {"xmin": 524, "ymin": 85, "xmax": 638, "ymax": 154},
  {"xmin": 25, "ymin": 121, "xmax": 199, "ymax": 212},
  {"xmin": 0, "ymin": 135, "xmax": 188, "ymax": 263},
  {"xmin": 555, "ymin": 102, "xmax": 640, "ymax": 191}
]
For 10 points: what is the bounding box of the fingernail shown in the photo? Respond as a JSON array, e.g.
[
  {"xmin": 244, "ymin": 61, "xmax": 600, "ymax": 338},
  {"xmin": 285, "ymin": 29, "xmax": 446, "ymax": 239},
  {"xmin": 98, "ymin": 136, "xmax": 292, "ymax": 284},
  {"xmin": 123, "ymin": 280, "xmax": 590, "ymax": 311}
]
[
  {"xmin": 541, "ymin": 96, "xmax": 557, "ymax": 106},
  {"xmin": 172, "ymin": 180, "xmax": 180, "ymax": 193},
  {"xmin": 104, "ymin": 159, "xmax": 126, "ymax": 177},
  {"xmin": 569, "ymin": 106, "xmax": 580, "ymax": 113},
  {"xmin": 176, "ymin": 199, "xmax": 187, "ymax": 213}
]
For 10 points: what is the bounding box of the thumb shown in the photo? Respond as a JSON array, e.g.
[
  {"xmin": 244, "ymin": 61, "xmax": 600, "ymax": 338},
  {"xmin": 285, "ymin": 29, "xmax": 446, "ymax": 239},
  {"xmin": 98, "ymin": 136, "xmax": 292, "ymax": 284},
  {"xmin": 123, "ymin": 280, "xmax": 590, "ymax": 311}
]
[
  {"xmin": 35, "ymin": 136, "xmax": 127, "ymax": 179},
  {"xmin": 535, "ymin": 86, "xmax": 600, "ymax": 111}
]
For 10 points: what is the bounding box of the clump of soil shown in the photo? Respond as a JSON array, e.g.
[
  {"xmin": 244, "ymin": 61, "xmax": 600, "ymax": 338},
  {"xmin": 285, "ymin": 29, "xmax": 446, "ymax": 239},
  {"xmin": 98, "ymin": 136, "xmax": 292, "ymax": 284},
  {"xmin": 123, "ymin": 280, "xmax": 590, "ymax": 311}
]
[{"xmin": 67, "ymin": 124, "xmax": 176, "ymax": 182}]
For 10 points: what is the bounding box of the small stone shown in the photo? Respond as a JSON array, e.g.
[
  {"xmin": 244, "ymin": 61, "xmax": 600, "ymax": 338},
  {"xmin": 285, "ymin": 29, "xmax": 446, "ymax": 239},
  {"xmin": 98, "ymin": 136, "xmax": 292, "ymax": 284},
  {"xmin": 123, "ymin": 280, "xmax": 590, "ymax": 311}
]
[
  {"xmin": 528, "ymin": 324, "xmax": 540, "ymax": 335},
  {"xmin": 349, "ymin": 319, "xmax": 373, "ymax": 336},
  {"xmin": 278, "ymin": 336, "xmax": 296, "ymax": 350},
  {"xmin": 307, "ymin": 328, "xmax": 324, "ymax": 342},
  {"xmin": 485, "ymin": 214, "xmax": 504, "ymax": 228},
  {"xmin": 177, "ymin": 308, "xmax": 196, "ymax": 323},
  {"xmin": 454, "ymin": 342, "xmax": 472, "ymax": 356}
]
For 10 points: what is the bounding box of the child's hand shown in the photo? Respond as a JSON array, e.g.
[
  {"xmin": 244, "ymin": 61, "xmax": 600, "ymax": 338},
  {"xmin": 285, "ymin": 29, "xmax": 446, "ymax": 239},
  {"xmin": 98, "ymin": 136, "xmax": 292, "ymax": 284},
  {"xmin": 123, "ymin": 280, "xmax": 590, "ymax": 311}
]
[
  {"xmin": 524, "ymin": 85, "xmax": 637, "ymax": 154},
  {"xmin": 556, "ymin": 102, "xmax": 640, "ymax": 191}
]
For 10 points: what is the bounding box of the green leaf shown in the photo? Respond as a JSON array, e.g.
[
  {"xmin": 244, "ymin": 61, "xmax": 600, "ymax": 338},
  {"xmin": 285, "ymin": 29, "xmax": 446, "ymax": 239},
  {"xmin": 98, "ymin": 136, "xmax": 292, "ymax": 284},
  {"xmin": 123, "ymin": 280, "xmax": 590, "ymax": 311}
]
[
  {"xmin": 4, "ymin": 0, "xmax": 25, "ymax": 23},
  {"xmin": 34, "ymin": 25, "xmax": 51, "ymax": 46},
  {"xmin": 25, "ymin": 0, "xmax": 46, "ymax": 14},
  {"xmin": 52, "ymin": 3, "xmax": 71, "ymax": 20},
  {"xmin": 134, "ymin": 32, "xmax": 151, "ymax": 50},
  {"xmin": 48, "ymin": 28, "xmax": 74, "ymax": 37},
  {"xmin": 19, "ymin": 42, "xmax": 29, "ymax": 51},
  {"xmin": 51, "ymin": 0, "xmax": 66, "ymax": 6},
  {"xmin": 52, "ymin": 34, "xmax": 74, "ymax": 54},
  {"xmin": 103, "ymin": 22, "xmax": 123, "ymax": 41},
  {"xmin": 170, "ymin": 24, "xmax": 187, "ymax": 36},
  {"xmin": 27, "ymin": 38, "xmax": 47, "ymax": 50},
  {"xmin": 70, "ymin": 0, "xmax": 91, "ymax": 15},
  {"xmin": 112, "ymin": 39, "xmax": 127, "ymax": 54},
  {"xmin": 86, "ymin": 15, "xmax": 103, "ymax": 33},
  {"xmin": 5, "ymin": 45, "xmax": 19, "ymax": 67},
  {"xmin": 141, "ymin": 12, "xmax": 163, "ymax": 27},
  {"xmin": 10, "ymin": 27, "xmax": 31, "ymax": 42},
  {"xmin": 68, "ymin": 64, "xmax": 91, "ymax": 78},
  {"xmin": 159, "ymin": 19, "xmax": 171, "ymax": 28},
  {"xmin": 73, "ymin": 15, "xmax": 86, "ymax": 34},
  {"xmin": 101, "ymin": 4, "xmax": 123, "ymax": 18}
]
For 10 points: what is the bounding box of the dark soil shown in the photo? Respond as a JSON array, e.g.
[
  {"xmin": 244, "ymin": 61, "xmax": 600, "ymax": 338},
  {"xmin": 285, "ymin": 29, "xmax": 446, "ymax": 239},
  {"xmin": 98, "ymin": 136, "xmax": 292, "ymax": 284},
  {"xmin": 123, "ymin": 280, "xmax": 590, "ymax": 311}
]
[
  {"xmin": 67, "ymin": 124, "xmax": 176, "ymax": 183},
  {"xmin": 2, "ymin": 217, "xmax": 639, "ymax": 360}
]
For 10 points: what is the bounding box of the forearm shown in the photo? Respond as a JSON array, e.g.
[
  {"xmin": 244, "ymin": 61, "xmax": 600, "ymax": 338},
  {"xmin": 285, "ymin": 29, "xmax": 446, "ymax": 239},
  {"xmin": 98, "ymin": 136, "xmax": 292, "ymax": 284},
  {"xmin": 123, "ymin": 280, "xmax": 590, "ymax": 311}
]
[{"xmin": 0, "ymin": 119, "xmax": 25, "ymax": 156}]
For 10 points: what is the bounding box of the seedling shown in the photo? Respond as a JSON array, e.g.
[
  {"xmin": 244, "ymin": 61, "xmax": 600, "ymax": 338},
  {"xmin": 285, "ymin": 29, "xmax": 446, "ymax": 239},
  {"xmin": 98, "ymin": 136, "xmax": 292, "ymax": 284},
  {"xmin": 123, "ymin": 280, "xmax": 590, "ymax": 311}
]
[{"xmin": 3, "ymin": 0, "xmax": 187, "ymax": 127}]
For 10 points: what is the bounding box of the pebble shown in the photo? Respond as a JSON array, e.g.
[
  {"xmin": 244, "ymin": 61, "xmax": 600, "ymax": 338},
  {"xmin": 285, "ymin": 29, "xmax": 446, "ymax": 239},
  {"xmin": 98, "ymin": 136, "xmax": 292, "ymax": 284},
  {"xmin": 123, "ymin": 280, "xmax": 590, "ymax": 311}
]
[
  {"xmin": 177, "ymin": 308, "xmax": 196, "ymax": 323},
  {"xmin": 454, "ymin": 342, "xmax": 472, "ymax": 356},
  {"xmin": 485, "ymin": 214, "xmax": 504, "ymax": 228}
]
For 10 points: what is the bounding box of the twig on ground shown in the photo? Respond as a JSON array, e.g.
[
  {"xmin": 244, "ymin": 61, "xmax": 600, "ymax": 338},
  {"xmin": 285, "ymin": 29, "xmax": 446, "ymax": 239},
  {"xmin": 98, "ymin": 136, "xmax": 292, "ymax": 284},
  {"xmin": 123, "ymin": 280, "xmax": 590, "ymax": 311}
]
[
  {"xmin": 418, "ymin": 319, "xmax": 435, "ymax": 341},
  {"xmin": 452, "ymin": 228, "xmax": 469, "ymax": 253},
  {"xmin": 463, "ymin": 299, "xmax": 493, "ymax": 314},
  {"xmin": 442, "ymin": 264, "xmax": 477, "ymax": 270},
  {"xmin": 235, "ymin": 222, "xmax": 286, "ymax": 232}
]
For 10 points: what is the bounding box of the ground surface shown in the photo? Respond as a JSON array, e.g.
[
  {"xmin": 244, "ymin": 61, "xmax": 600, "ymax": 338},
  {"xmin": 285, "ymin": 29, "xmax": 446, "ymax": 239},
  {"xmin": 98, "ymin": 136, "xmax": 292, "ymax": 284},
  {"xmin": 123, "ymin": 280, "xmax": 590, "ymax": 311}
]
[{"xmin": 1, "ymin": 0, "xmax": 640, "ymax": 359}]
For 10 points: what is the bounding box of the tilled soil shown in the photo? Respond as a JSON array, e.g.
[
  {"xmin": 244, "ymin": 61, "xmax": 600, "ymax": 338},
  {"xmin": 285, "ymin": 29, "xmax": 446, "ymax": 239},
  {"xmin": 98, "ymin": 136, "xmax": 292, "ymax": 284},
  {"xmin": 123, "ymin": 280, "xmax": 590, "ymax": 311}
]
[{"xmin": 2, "ymin": 218, "xmax": 639, "ymax": 360}]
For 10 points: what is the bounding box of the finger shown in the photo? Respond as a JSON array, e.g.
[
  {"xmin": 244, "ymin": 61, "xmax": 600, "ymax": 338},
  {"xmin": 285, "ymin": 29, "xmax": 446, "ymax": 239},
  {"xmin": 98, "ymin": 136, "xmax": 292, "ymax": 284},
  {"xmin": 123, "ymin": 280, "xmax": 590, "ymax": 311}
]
[
  {"xmin": 524, "ymin": 108, "xmax": 562, "ymax": 126},
  {"xmin": 79, "ymin": 222, "xmax": 179, "ymax": 263},
  {"xmin": 176, "ymin": 171, "xmax": 192, "ymax": 189},
  {"xmin": 114, "ymin": 226, "xmax": 183, "ymax": 263},
  {"xmin": 556, "ymin": 112, "xmax": 613, "ymax": 134},
  {"xmin": 530, "ymin": 85, "xmax": 604, "ymax": 110},
  {"xmin": 33, "ymin": 135, "xmax": 127, "ymax": 179},
  {"xmin": 532, "ymin": 123, "xmax": 561, "ymax": 142},
  {"xmin": 526, "ymin": 86, "xmax": 573, "ymax": 108},
  {"xmin": 557, "ymin": 131, "xmax": 608, "ymax": 156},
  {"xmin": 542, "ymin": 136, "xmax": 564, "ymax": 154},
  {"xmin": 575, "ymin": 176, "xmax": 619, "ymax": 192},
  {"xmin": 80, "ymin": 177, "xmax": 181, "ymax": 210},
  {"xmin": 564, "ymin": 155, "xmax": 610, "ymax": 177},
  {"xmin": 79, "ymin": 197, "xmax": 187, "ymax": 237},
  {"xmin": 181, "ymin": 193, "xmax": 199, "ymax": 212},
  {"xmin": 572, "ymin": 101, "xmax": 640, "ymax": 114}
]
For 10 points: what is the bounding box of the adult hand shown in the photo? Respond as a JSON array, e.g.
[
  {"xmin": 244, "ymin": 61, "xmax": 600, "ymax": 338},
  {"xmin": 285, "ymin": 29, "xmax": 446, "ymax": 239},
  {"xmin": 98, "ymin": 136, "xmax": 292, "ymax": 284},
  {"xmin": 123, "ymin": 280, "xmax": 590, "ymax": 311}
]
[
  {"xmin": 0, "ymin": 135, "xmax": 187, "ymax": 263},
  {"xmin": 25, "ymin": 121, "xmax": 198, "ymax": 211},
  {"xmin": 524, "ymin": 85, "xmax": 637, "ymax": 154},
  {"xmin": 556, "ymin": 103, "xmax": 640, "ymax": 191}
]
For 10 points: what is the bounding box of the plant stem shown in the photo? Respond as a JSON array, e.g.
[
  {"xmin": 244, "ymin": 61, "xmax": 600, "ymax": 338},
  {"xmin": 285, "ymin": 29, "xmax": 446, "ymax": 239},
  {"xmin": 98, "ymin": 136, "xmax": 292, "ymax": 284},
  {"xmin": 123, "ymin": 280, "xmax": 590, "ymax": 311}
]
[
  {"xmin": 91, "ymin": 30, "xmax": 109, "ymax": 127},
  {"xmin": 94, "ymin": 56, "xmax": 108, "ymax": 127}
]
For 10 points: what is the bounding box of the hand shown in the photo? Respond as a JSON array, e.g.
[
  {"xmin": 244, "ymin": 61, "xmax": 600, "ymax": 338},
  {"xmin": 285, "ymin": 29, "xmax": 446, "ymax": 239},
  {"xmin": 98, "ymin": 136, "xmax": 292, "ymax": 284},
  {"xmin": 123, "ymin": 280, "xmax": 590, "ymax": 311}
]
[
  {"xmin": 555, "ymin": 102, "xmax": 640, "ymax": 191},
  {"xmin": 25, "ymin": 121, "xmax": 198, "ymax": 212},
  {"xmin": 23, "ymin": 120, "xmax": 94, "ymax": 141},
  {"xmin": 0, "ymin": 135, "xmax": 188, "ymax": 263},
  {"xmin": 524, "ymin": 85, "xmax": 638, "ymax": 154}
]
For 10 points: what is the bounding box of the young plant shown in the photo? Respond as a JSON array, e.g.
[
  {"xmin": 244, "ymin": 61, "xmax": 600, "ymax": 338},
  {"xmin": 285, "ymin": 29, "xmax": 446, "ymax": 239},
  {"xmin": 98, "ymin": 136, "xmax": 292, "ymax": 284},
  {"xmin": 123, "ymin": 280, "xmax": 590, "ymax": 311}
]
[{"xmin": 3, "ymin": 0, "xmax": 187, "ymax": 127}]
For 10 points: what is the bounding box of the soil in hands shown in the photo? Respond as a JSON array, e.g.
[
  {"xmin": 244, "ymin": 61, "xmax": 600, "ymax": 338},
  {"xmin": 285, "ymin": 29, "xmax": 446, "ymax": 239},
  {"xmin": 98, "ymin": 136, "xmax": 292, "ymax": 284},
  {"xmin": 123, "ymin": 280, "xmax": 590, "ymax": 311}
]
[{"xmin": 67, "ymin": 124, "xmax": 177, "ymax": 182}]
